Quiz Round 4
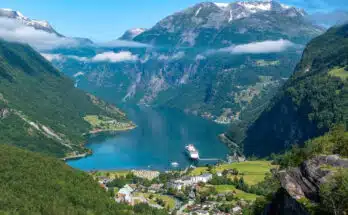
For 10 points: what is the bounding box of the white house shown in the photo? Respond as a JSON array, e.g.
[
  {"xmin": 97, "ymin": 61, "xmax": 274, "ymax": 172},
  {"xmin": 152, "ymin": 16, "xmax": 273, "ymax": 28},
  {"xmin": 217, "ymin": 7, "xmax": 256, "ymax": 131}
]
[
  {"xmin": 117, "ymin": 184, "xmax": 134, "ymax": 204},
  {"xmin": 232, "ymin": 206, "xmax": 242, "ymax": 214},
  {"xmin": 191, "ymin": 173, "xmax": 213, "ymax": 183},
  {"xmin": 169, "ymin": 173, "xmax": 213, "ymax": 190}
]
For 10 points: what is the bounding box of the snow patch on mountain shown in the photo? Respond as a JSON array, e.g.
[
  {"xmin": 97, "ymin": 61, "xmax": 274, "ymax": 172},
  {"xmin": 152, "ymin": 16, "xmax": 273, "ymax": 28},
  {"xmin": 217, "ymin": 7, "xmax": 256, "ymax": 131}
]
[
  {"xmin": 0, "ymin": 8, "xmax": 57, "ymax": 35},
  {"xmin": 195, "ymin": 7, "xmax": 202, "ymax": 16},
  {"xmin": 214, "ymin": 3, "xmax": 229, "ymax": 8},
  {"xmin": 237, "ymin": 1, "xmax": 271, "ymax": 12}
]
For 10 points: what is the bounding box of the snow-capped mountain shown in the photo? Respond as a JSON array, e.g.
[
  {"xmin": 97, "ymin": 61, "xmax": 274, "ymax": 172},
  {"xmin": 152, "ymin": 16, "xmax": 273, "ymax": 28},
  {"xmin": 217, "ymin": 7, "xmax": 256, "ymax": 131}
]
[
  {"xmin": 0, "ymin": 8, "xmax": 94, "ymax": 49},
  {"xmin": 134, "ymin": 0, "xmax": 316, "ymax": 47},
  {"xmin": 0, "ymin": 8, "xmax": 62, "ymax": 36},
  {"xmin": 119, "ymin": 28, "xmax": 147, "ymax": 40}
]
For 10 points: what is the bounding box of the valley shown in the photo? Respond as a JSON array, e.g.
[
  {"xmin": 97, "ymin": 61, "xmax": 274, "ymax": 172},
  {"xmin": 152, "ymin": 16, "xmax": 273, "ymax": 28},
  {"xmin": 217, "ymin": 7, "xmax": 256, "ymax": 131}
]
[{"xmin": 0, "ymin": 0, "xmax": 347, "ymax": 214}]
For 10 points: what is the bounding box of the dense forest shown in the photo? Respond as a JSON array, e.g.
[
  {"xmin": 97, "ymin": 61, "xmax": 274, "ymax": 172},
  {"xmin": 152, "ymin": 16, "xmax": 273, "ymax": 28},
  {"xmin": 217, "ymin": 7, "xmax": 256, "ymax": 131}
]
[
  {"xmin": 0, "ymin": 144, "xmax": 167, "ymax": 215},
  {"xmin": 226, "ymin": 23, "xmax": 348, "ymax": 157},
  {"xmin": 0, "ymin": 39, "xmax": 130, "ymax": 157}
]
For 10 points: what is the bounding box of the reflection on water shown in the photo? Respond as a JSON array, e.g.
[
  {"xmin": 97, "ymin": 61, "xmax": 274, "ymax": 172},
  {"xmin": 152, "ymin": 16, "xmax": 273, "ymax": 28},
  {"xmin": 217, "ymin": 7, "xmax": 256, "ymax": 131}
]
[{"xmin": 67, "ymin": 106, "xmax": 229, "ymax": 171}]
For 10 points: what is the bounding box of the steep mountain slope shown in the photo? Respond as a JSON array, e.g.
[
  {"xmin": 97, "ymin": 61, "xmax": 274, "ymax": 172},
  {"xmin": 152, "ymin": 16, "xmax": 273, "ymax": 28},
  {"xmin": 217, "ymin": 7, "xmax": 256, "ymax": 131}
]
[
  {"xmin": 0, "ymin": 144, "xmax": 166, "ymax": 215},
  {"xmin": 233, "ymin": 23, "xmax": 348, "ymax": 157},
  {"xmin": 0, "ymin": 39, "xmax": 132, "ymax": 157},
  {"xmin": 134, "ymin": 1, "xmax": 321, "ymax": 47},
  {"xmin": 48, "ymin": 1, "xmax": 324, "ymax": 122}
]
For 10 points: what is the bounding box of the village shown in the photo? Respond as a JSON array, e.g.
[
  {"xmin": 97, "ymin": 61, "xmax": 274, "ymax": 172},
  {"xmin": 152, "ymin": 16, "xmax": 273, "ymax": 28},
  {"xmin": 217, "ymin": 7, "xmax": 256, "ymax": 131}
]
[{"xmin": 91, "ymin": 159, "xmax": 277, "ymax": 215}]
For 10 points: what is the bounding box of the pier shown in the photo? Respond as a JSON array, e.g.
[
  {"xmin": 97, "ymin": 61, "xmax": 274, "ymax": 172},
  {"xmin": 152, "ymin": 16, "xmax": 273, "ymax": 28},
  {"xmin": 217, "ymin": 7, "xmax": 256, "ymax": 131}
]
[{"xmin": 199, "ymin": 158, "xmax": 220, "ymax": 161}]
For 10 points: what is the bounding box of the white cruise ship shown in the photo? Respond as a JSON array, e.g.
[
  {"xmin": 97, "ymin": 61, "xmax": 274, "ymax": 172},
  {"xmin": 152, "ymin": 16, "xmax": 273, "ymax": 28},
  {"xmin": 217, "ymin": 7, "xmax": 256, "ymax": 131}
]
[{"xmin": 185, "ymin": 144, "xmax": 199, "ymax": 160}]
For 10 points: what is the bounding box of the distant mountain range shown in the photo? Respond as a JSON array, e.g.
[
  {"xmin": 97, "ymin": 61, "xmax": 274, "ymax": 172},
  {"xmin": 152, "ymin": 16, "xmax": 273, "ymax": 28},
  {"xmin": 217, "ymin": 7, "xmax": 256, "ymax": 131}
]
[
  {"xmin": 0, "ymin": 1, "xmax": 327, "ymax": 125},
  {"xmin": 41, "ymin": 1, "xmax": 323, "ymax": 123},
  {"xmin": 134, "ymin": 1, "xmax": 317, "ymax": 47}
]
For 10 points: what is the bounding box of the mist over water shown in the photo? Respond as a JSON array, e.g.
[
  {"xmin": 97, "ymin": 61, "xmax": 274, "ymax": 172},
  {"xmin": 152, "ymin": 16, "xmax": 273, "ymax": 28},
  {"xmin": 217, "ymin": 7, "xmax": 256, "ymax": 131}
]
[{"xmin": 67, "ymin": 105, "xmax": 229, "ymax": 171}]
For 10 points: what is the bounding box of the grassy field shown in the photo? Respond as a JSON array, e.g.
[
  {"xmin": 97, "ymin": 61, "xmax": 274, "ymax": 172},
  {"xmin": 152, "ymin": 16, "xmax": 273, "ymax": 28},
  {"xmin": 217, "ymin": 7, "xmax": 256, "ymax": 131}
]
[
  {"xmin": 92, "ymin": 170, "xmax": 131, "ymax": 179},
  {"xmin": 84, "ymin": 115, "xmax": 135, "ymax": 132},
  {"xmin": 190, "ymin": 161, "xmax": 276, "ymax": 185},
  {"xmin": 214, "ymin": 185, "xmax": 259, "ymax": 201},
  {"xmin": 134, "ymin": 193, "xmax": 176, "ymax": 210},
  {"xmin": 329, "ymin": 67, "xmax": 348, "ymax": 80}
]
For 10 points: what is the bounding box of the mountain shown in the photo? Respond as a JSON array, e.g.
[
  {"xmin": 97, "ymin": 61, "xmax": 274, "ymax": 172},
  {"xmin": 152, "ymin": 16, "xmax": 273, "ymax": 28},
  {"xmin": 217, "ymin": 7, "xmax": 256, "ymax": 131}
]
[
  {"xmin": 229, "ymin": 23, "xmax": 348, "ymax": 157},
  {"xmin": 0, "ymin": 144, "xmax": 167, "ymax": 215},
  {"xmin": 47, "ymin": 1, "xmax": 324, "ymax": 123},
  {"xmin": 134, "ymin": 1, "xmax": 320, "ymax": 47},
  {"xmin": 0, "ymin": 8, "xmax": 94, "ymax": 48},
  {"xmin": 119, "ymin": 28, "xmax": 147, "ymax": 40},
  {"xmin": 0, "ymin": 8, "xmax": 62, "ymax": 36},
  {"xmin": 0, "ymin": 39, "xmax": 132, "ymax": 157}
]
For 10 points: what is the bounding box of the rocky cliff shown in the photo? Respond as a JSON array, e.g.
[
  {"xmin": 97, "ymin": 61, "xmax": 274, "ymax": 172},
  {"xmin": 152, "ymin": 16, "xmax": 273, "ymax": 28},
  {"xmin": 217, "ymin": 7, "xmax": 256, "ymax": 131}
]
[
  {"xmin": 278, "ymin": 155, "xmax": 348, "ymax": 202},
  {"xmin": 264, "ymin": 155, "xmax": 348, "ymax": 215}
]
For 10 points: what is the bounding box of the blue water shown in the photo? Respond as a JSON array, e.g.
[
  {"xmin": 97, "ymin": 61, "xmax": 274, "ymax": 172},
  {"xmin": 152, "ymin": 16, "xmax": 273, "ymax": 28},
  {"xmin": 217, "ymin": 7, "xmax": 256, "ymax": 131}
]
[{"xmin": 67, "ymin": 106, "xmax": 229, "ymax": 171}]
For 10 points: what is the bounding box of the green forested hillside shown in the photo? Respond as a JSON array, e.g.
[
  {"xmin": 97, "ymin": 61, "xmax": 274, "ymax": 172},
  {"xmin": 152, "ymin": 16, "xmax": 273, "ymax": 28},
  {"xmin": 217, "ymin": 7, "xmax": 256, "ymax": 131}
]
[
  {"xmin": 0, "ymin": 144, "xmax": 166, "ymax": 215},
  {"xmin": 228, "ymin": 24, "xmax": 348, "ymax": 157},
  {"xmin": 0, "ymin": 39, "xmax": 130, "ymax": 157}
]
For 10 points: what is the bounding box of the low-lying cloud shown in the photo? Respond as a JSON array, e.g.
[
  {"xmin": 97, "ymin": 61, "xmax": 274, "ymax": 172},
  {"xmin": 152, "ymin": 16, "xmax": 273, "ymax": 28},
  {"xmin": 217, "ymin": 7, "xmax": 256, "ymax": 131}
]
[
  {"xmin": 0, "ymin": 17, "xmax": 77, "ymax": 50},
  {"xmin": 41, "ymin": 53, "xmax": 63, "ymax": 61},
  {"xmin": 41, "ymin": 51, "xmax": 138, "ymax": 63},
  {"xmin": 92, "ymin": 51, "xmax": 138, "ymax": 63},
  {"xmin": 98, "ymin": 39, "xmax": 151, "ymax": 48},
  {"xmin": 219, "ymin": 39, "xmax": 295, "ymax": 54}
]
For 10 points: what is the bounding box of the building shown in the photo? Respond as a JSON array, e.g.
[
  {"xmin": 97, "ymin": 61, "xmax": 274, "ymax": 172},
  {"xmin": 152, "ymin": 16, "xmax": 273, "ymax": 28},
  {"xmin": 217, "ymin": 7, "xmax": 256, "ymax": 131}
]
[
  {"xmin": 117, "ymin": 184, "xmax": 134, "ymax": 204},
  {"xmin": 191, "ymin": 173, "xmax": 213, "ymax": 183},
  {"xmin": 149, "ymin": 184, "xmax": 164, "ymax": 193},
  {"xmin": 232, "ymin": 206, "xmax": 242, "ymax": 214},
  {"xmin": 168, "ymin": 173, "xmax": 213, "ymax": 190},
  {"xmin": 195, "ymin": 210, "xmax": 210, "ymax": 215}
]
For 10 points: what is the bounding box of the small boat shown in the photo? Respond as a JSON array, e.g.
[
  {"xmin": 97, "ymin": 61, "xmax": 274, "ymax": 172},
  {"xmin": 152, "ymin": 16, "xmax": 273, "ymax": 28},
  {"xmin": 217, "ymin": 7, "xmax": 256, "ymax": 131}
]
[{"xmin": 171, "ymin": 162, "xmax": 179, "ymax": 167}]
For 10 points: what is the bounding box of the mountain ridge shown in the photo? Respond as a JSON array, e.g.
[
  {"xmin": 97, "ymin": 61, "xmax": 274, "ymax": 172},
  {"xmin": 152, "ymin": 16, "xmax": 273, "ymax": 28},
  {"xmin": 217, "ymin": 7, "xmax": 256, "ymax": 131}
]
[{"xmin": 227, "ymin": 23, "xmax": 348, "ymax": 157}]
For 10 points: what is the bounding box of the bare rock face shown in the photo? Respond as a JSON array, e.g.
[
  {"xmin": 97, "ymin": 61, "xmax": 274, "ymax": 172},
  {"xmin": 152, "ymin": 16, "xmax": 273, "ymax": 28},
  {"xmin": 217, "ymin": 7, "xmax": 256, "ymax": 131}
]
[
  {"xmin": 279, "ymin": 155, "xmax": 348, "ymax": 202},
  {"xmin": 0, "ymin": 108, "xmax": 10, "ymax": 119},
  {"xmin": 263, "ymin": 188, "xmax": 310, "ymax": 215},
  {"xmin": 264, "ymin": 155, "xmax": 348, "ymax": 215}
]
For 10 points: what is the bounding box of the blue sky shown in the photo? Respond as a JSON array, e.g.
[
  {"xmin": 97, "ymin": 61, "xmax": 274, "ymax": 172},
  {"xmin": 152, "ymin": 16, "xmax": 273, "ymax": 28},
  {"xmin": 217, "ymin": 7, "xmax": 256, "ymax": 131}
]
[{"xmin": 1, "ymin": 0, "xmax": 347, "ymax": 41}]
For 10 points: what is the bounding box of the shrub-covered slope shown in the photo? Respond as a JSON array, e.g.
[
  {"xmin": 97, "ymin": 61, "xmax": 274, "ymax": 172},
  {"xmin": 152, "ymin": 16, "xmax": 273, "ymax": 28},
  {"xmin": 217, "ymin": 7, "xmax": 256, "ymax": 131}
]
[
  {"xmin": 233, "ymin": 24, "xmax": 348, "ymax": 157},
  {"xmin": 0, "ymin": 39, "xmax": 130, "ymax": 157}
]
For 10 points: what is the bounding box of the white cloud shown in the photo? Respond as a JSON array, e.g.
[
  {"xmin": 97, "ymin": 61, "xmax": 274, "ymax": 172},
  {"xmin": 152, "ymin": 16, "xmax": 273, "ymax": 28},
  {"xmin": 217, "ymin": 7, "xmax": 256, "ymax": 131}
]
[
  {"xmin": 92, "ymin": 51, "xmax": 138, "ymax": 63},
  {"xmin": 41, "ymin": 51, "xmax": 138, "ymax": 63},
  {"xmin": 158, "ymin": 51, "xmax": 185, "ymax": 61},
  {"xmin": 219, "ymin": 39, "xmax": 295, "ymax": 54},
  {"xmin": 67, "ymin": 55, "xmax": 89, "ymax": 61},
  {"xmin": 0, "ymin": 17, "xmax": 77, "ymax": 50},
  {"xmin": 98, "ymin": 39, "xmax": 151, "ymax": 48},
  {"xmin": 195, "ymin": 54, "xmax": 206, "ymax": 61},
  {"xmin": 41, "ymin": 53, "xmax": 63, "ymax": 61}
]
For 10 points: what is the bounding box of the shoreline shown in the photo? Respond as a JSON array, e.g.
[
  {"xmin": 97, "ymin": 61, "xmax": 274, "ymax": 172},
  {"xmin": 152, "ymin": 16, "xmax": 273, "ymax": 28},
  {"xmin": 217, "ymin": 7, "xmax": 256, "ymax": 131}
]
[
  {"xmin": 64, "ymin": 124, "xmax": 137, "ymax": 162},
  {"xmin": 87, "ymin": 124, "xmax": 137, "ymax": 135}
]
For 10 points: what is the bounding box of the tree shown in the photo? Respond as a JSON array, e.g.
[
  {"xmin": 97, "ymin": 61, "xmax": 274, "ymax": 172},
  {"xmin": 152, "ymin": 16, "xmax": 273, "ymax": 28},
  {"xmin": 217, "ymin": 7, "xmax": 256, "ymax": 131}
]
[{"xmin": 319, "ymin": 170, "xmax": 348, "ymax": 215}]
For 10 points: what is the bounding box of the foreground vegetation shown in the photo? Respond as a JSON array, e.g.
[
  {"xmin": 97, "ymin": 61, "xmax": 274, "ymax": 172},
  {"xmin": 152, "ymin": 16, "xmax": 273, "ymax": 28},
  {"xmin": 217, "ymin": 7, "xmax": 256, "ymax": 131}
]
[{"xmin": 0, "ymin": 144, "xmax": 167, "ymax": 215}]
